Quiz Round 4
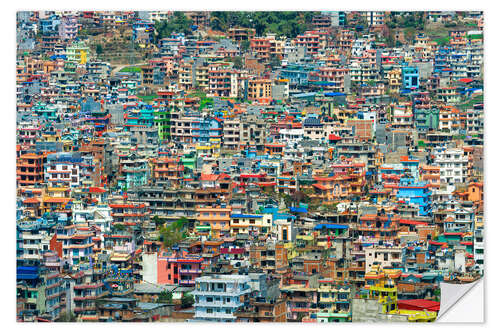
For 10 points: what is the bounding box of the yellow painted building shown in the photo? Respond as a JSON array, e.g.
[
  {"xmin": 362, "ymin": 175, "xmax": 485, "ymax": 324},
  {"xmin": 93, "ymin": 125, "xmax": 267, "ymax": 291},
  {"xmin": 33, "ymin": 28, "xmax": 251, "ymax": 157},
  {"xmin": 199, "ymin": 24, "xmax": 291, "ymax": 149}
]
[
  {"xmin": 248, "ymin": 79, "xmax": 272, "ymax": 101},
  {"xmin": 364, "ymin": 265, "xmax": 437, "ymax": 322}
]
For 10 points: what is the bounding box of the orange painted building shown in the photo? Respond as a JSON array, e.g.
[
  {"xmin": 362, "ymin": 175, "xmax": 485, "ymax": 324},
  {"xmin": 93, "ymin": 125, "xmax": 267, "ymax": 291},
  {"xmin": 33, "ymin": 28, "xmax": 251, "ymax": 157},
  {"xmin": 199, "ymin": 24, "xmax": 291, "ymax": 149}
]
[
  {"xmin": 196, "ymin": 205, "xmax": 232, "ymax": 238},
  {"xmin": 17, "ymin": 153, "xmax": 47, "ymax": 186},
  {"xmin": 248, "ymin": 79, "xmax": 272, "ymax": 101},
  {"xmin": 354, "ymin": 214, "xmax": 400, "ymax": 241},
  {"xmin": 151, "ymin": 156, "xmax": 184, "ymax": 187},
  {"xmin": 421, "ymin": 165, "xmax": 440, "ymax": 190}
]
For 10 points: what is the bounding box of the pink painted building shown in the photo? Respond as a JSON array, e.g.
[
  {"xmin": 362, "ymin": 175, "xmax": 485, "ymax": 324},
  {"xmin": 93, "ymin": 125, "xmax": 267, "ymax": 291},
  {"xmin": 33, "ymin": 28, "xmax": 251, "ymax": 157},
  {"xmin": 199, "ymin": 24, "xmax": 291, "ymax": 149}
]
[{"xmin": 157, "ymin": 252, "xmax": 203, "ymax": 286}]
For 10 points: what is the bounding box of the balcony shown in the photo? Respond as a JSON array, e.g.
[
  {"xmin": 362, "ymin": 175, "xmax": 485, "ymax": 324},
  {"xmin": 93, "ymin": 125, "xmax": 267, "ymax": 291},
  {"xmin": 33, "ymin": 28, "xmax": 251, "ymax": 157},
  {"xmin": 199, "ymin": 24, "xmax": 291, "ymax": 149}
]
[
  {"xmin": 290, "ymin": 307, "xmax": 312, "ymax": 313},
  {"xmin": 179, "ymin": 279, "xmax": 195, "ymax": 286},
  {"xmin": 179, "ymin": 269, "xmax": 202, "ymax": 274},
  {"xmin": 194, "ymin": 311, "xmax": 235, "ymax": 320},
  {"xmin": 74, "ymin": 306, "xmax": 97, "ymax": 312},
  {"xmin": 74, "ymin": 295, "xmax": 98, "ymax": 301}
]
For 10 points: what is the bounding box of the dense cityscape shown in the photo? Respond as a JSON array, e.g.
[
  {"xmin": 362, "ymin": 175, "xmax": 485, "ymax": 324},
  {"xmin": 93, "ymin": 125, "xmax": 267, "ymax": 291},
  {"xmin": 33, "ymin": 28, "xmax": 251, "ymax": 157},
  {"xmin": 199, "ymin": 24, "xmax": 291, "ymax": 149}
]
[{"xmin": 16, "ymin": 11, "xmax": 484, "ymax": 322}]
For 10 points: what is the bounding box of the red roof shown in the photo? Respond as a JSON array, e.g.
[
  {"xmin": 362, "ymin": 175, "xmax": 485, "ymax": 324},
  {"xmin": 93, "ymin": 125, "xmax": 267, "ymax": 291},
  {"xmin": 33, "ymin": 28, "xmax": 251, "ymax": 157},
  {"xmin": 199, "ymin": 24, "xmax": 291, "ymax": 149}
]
[
  {"xmin": 429, "ymin": 241, "xmax": 446, "ymax": 246},
  {"xmin": 200, "ymin": 174, "xmax": 218, "ymax": 181},
  {"xmin": 398, "ymin": 299, "xmax": 440, "ymax": 312},
  {"xmin": 328, "ymin": 134, "xmax": 342, "ymax": 141},
  {"xmin": 459, "ymin": 78, "xmax": 474, "ymax": 83},
  {"xmin": 313, "ymin": 183, "xmax": 328, "ymax": 191},
  {"xmin": 88, "ymin": 187, "xmax": 106, "ymax": 193},
  {"xmin": 443, "ymin": 232, "xmax": 465, "ymax": 236},
  {"xmin": 399, "ymin": 219, "xmax": 429, "ymax": 226},
  {"xmin": 23, "ymin": 197, "xmax": 40, "ymax": 204}
]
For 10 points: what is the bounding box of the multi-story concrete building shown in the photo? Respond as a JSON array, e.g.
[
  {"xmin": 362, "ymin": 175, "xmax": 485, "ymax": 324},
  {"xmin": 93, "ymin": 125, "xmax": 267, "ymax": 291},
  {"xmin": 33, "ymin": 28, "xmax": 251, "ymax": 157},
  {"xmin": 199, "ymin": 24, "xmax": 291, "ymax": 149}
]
[
  {"xmin": 192, "ymin": 275, "xmax": 252, "ymax": 322},
  {"xmin": 44, "ymin": 152, "xmax": 82, "ymax": 188},
  {"xmin": 364, "ymin": 245, "xmax": 404, "ymax": 272},
  {"xmin": 434, "ymin": 147, "xmax": 468, "ymax": 187}
]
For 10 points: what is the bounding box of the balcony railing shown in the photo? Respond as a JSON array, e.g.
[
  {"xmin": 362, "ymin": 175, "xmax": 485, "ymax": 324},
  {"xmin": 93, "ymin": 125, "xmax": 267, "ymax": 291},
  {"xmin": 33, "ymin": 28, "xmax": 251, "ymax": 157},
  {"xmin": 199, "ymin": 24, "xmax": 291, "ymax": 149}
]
[{"xmin": 179, "ymin": 269, "xmax": 202, "ymax": 274}]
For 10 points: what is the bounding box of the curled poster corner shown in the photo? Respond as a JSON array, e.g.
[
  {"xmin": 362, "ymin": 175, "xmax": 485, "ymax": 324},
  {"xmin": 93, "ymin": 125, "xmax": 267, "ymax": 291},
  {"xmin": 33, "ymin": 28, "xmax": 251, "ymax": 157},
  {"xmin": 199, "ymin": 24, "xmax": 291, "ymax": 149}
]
[{"xmin": 437, "ymin": 278, "xmax": 484, "ymax": 322}]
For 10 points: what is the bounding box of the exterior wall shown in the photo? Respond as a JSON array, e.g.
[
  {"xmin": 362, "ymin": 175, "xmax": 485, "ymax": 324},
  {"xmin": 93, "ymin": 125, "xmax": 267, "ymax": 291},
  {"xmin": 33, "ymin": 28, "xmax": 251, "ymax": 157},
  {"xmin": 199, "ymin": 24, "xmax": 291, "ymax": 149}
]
[
  {"xmin": 352, "ymin": 299, "xmax": 407, "ymax": 322},
  {"xmin": 142, "ymin": 253, "xmax": 158, "ymax": 284},
  {"xmin": 364, "ymin": 247, "xmax": 403, "ymax": 272},
  {"xmin": 192, "ymin": 275, "xmax": 252, "ymax": 322}
]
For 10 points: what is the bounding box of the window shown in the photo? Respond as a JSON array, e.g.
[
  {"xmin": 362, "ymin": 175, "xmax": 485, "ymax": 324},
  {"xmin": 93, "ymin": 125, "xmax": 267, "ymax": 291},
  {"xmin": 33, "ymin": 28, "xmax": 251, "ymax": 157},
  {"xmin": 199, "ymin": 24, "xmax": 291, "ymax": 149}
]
[
  {"xmin": 206, "ymin": 308, "xmax": 213, "ymax": 314},
  {"xmin": 207, "ymin": 297, "xmax": 213, "ymax": 302}
]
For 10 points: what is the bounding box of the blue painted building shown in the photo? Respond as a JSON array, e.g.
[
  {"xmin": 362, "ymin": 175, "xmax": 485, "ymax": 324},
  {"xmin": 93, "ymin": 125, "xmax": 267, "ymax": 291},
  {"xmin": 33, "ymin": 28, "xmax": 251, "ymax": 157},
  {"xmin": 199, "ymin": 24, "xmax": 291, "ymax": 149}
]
[
  {"xmin": 279, "ymin": 64, "xmax": 315, "ymax": 86},
  {"xmin": 434, "ymin": 47, "xmax": 451, "ymax": 73},
  {"xmin": 40, "ymin": 15, "xmax": 60, "ymax": 35},
  {"xmin": 402, "ymin": 66, "xmax": 419, "ymax": 89},
  {"xmin": 124, "ymin": 105, "xmax": 155, "ymax": 131},
  {"xmin": 192, "ymin": 117, "xmax": 223, "ymax": 145},
  {"xmin": 396, "ymin": 178, "xmax": 432, "ymax": 216},
  {"xmin": 400, "ymin": 156, "xmax": 420, "ymax": 180}
]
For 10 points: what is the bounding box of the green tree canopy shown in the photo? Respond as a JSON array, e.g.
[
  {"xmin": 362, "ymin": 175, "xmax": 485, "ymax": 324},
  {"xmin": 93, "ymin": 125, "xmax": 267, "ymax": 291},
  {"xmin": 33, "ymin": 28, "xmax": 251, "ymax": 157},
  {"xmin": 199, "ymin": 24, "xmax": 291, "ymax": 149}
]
[
  {"xmin": 208, "ymin": 11, "xmax": 319, "ymax": 38},
  {"xmin": 159, "ymin": 217, "xmax": 188, "ymax": 248},
  {"xmin": 96, "ymin": 44, "xmax": 103, "ymax": 55},
  {"xmin": 157, "ymin": 290, "xmax": 173, "ymax": 303},
  {"xmin": 231, "ymin": 56, "xmax": 243, "ymax": 69},
  {"xmin": 155, "ymin": 12, "xmax": 193, "ymax": 41},
  {"xmin": 181, "ymin": 293, "xmax": 194, "ymax": 308}
]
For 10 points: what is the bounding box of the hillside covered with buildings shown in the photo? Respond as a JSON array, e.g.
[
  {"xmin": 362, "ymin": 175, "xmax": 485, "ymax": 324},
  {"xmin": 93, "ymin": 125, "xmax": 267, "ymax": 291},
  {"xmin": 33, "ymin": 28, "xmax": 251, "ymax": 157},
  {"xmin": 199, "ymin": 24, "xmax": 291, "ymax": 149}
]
[{"xmin": 16, "ymin": 10, "xmax": 483, "ymax": 323}]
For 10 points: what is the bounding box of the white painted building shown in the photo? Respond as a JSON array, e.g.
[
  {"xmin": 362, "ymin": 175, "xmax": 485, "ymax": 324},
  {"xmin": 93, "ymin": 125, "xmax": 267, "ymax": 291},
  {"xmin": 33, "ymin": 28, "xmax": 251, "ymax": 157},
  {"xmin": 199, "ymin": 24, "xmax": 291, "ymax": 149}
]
[
  {"xmin": 44, "ymin": 152, "xmax": 82, "ymax": 187},
  {"xmin": 364, "ymin": 245, "xmax": 404, "ymax": 272},
  {"xmin": 279, "ymin": 128, "xmax": 304, "ymax": 146},
  {"xmin": 473, "ymin": 226, "xmax": 484, "ymax": 274},
  {"xmin": 434, "ymin": 148, "xmax": 468, "ymax": 187}
]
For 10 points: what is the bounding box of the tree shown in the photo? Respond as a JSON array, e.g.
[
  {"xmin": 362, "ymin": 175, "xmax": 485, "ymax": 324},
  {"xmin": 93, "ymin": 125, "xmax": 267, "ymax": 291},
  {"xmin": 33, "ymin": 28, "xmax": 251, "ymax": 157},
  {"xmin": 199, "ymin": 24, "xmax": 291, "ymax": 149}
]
[
  {"xmin": 404, "ymin": 27, "xmax": 416, "ymax": 42},
  {"xmin": 56, "ymin": 312, "xmax": 76, "ymax": 322},
  {"xmin": 159, "ymin": 217, "xmax": 188, "ymax": 248},
  {"xmin": 291, "ymin": 190, "xmax": 310, "ymax": 205},
  {"xmin": 154, "ymin": 12, "xmax": 193, "ymax": 40},
  {"xmin": 232, "ymin": 56, "xmax": 243, "ymax": 69},
  {"xmin": 157, "ymin": 290, "xmax": 173, "ymax": 303},
  {"xmin": 96, "ymin": 44, "xmax": 103, "ymax": 55},
  {"xmin": 152, "ymin": 215, "xmax": 163, "ymax": 228},
  {"xmin": 240, "ymin": 40, "xmax": 250, "ymax": 53},
  {"xmin": 181, "ymin": 293, "xmax": 194, "ymax": 308},
  {"xmin": 281, "ymin": 193, "xmax": 293, "ymax": 208},
  {"xmin": 112, "ymin": 223, "xmax": 126, "ymax": 232}
]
